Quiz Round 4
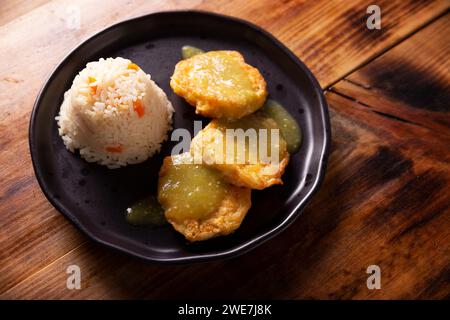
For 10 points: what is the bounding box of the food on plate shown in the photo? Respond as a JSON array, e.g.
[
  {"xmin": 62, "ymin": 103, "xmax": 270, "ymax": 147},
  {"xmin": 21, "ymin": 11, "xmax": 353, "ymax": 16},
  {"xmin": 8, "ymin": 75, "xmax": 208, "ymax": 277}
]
[
  {"xmin": 157, "ymin": 153, "xmax": 251, "ymax": 242},
  {"xmin": 170, "ymin": 50, "xmax": 267, "ymax": 119},
  {"xmin": 150, "ymin": 48, "xmax": 301, "ymax": 240},
  {"xmin": 190, "ymin": 112, "xmax": 290, "ymax": 190},
  {"xmin": 56, "ymin": 57, "xmax": 174, "ymax": 168},
  {"xmin": 55, "ymin": 50, "xmax": 301, "ymax": 242}
]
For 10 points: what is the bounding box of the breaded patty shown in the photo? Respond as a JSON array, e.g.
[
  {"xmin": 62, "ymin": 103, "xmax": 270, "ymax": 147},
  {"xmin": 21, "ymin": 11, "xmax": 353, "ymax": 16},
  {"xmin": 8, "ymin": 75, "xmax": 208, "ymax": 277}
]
[
  {"xmin": 170, "ymin": 50, "xmax": 267, "ymax": 119},
  {"xmin": 158, "ymin": 154, "xmax": 251, "ymax": 242},
  {"xmin": 190, "ymin": 114, "xmax": 290, "ymax": 190}
]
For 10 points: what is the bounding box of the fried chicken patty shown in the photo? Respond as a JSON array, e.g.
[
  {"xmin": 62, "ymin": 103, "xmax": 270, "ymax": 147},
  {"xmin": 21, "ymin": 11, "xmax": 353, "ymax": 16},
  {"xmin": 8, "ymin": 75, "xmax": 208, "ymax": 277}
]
[
  {"xmin": 190, "ymin": 114, "xmax": 290, "ymax": 190},
  {"xmin": 158, "ymin": 154, "xmax": 251, "ymax": 242},
  {"xmin": 170, "ymin": 50, "xmax": 267, "ymax": 119}
]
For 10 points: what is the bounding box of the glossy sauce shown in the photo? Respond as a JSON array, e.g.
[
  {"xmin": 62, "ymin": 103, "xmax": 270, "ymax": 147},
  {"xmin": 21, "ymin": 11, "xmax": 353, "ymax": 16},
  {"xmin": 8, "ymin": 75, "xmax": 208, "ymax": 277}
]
[
  {"xmin": 187, "ymin": 51, "xmax": 256, "ymax": 102},
  {"xmin": 217, "ymin": 112, "xmax": 288, "ymax": 163},
  {"xmin": 262, "ymin": 99, "xmax": 302, "ymax": 153},
  {"xmin": 158, "ymin": 154, "xmax": 228, "ymax": 221},
  {"xmin": 181, "ymin": 45, "xmax": 205, "ymax": 59},
  {"xmin": 125, "ymin": 196, "xmax": 167, "ymax": 226}
]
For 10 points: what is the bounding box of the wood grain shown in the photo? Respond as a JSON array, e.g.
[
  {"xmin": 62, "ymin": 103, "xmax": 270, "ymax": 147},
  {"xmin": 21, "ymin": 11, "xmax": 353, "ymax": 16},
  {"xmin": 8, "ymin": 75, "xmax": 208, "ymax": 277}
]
[
  {"xmin": 331, "ymin": 14, "xmax": 450, "ymax": 135},
  {"xmin": 0, "ymin": 0, "xmax": 50, "ymax": 26},
  {"xmin": 0, "ymin": 0, "xmax": 449, "ymax": 299}
]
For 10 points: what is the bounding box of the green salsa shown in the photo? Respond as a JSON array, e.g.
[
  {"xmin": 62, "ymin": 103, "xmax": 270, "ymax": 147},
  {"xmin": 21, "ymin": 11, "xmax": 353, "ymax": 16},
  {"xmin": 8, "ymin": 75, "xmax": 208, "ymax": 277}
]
[
  {"xmin": 216, "ymin": 112, "xmax": 288, "ymax": 163},
  {"xmin": 158, "ymin": 154, "xmax": 228, "ymax": 221},
  {"xmin": 181, "ymin": 45, "xmax": 205, "ymax": 59},
  {"xmin": 262, "ymin": 99, "xmax": 302, "ymax": 153},
  {"xmin": 125, "ymin": 196, "xmax": 167, "ymax": 226}
]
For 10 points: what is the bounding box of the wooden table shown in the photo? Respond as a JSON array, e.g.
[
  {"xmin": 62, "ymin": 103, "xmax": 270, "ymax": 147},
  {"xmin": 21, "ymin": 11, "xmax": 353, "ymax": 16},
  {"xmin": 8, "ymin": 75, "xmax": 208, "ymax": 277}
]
[{"xmin": 1, "ymin": 0, "xmax": 449, "ymax": 299}]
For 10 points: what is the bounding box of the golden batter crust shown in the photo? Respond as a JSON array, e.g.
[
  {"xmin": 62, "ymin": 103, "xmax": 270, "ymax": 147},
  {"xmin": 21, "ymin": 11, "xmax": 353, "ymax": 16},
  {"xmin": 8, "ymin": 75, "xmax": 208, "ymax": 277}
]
[
  {"xmin": 190, "ymin": 120, "xmax": 290, "ymax": 190},
  {"xmin": 158, "ymin": 155, "xmax": 252, "ymax": 242},
  {"xmin": 170, "ymin": 51, "xmax": 267, "ymax": 119}
]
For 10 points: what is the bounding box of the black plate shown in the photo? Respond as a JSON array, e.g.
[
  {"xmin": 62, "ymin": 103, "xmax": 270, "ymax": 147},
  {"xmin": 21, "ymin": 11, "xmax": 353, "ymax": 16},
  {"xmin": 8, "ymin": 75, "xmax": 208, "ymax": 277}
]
[{"xmin": 29, "ymin": 11, "xmax": 330, "ymax": 263}]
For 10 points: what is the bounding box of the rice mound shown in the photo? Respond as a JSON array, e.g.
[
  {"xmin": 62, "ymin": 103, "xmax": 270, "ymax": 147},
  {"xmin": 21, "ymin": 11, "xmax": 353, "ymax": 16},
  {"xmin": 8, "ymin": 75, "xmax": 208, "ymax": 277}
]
[{"xmin": 56, "ymin": 57, "xmax": 174, "ymax": 168}]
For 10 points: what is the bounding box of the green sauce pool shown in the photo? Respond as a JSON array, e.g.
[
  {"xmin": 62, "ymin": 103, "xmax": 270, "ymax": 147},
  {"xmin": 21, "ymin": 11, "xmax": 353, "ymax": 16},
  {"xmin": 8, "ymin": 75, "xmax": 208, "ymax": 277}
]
[
  {"xmin": 125, "ymin": 196, "xmax": 167, "ymax": 227},
  {"xmin": 262, "ymin": 99, "xmax": 302, "ymax": 154},
  {"xmin": 181, "ymin": 46, "xmax": 205, "ymax": 59}
]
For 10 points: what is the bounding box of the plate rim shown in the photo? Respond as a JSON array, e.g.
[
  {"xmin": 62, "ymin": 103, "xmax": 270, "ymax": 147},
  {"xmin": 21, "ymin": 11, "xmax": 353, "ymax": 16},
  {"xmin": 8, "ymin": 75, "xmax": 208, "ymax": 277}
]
[{"xmin": 29, "ymin": 10, "xmax": 331, "ymax": 263}]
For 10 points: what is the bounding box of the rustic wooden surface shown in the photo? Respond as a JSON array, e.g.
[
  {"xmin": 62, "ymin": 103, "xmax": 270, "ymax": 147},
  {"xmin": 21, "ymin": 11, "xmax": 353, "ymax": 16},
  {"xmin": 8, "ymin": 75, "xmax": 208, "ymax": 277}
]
[{"xmin": 0, "ymin": 0, "xmax": 449, "ymax": 299}]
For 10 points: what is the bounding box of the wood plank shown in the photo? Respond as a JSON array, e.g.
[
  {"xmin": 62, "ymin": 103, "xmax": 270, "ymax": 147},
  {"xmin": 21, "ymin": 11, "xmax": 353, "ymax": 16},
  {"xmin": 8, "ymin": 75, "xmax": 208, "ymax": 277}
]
[
  {"xmin": 5, "ymin": 90, "xmax": 449, "ymax": 299},
  {"xmin": 0, "ymin": 0, "xmax": 51, "ymax": 27},
  {"xmin": 331, "ymin": 14, "xmax": 450, "ymax": 135},
  {"xmin": 1, "ymin": 0, "xmax": 449, "ymax": 297}
]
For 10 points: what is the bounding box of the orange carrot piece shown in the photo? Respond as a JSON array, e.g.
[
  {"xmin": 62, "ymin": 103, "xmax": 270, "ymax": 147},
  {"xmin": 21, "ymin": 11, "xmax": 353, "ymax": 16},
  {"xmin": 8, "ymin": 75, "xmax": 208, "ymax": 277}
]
[
  {"xmin": 88, "ymin": 76, "xmax": 97, "ymax": 94},
  {"xmin": 128, "ymin": 63, "xmax": 140, "ymax": 71},
  {"xmin": 133, "ymin": 99, "xmax": 145, "ymax": 118},
  {"xmin": 105, "ymin": 145, "xmax": 123, "ymax": 153}
]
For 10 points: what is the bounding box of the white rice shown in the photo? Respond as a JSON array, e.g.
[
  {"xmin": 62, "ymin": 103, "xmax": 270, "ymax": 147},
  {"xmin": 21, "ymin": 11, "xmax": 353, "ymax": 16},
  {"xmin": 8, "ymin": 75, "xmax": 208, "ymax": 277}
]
[{"xmin": 56, "ymin": 57, "xmax": 174, "ymax": 168}]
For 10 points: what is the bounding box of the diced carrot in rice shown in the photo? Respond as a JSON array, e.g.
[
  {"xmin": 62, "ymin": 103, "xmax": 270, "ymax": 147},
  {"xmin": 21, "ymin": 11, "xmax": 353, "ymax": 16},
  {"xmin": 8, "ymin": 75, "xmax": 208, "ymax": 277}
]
[
  {"xmin": 106, "ymin": 145, "xmax": 123, "ymax": 153},
  {"xmin": 128, "ymin": 63, "xmax": 140, "ymax": 71},
  {"xmin": 88, "ymin": 76, "xmax": 97, "ymax": 94},
  {"xmin": 133, "ymin": 99, "xmax": 145, "ymax": 118}
]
